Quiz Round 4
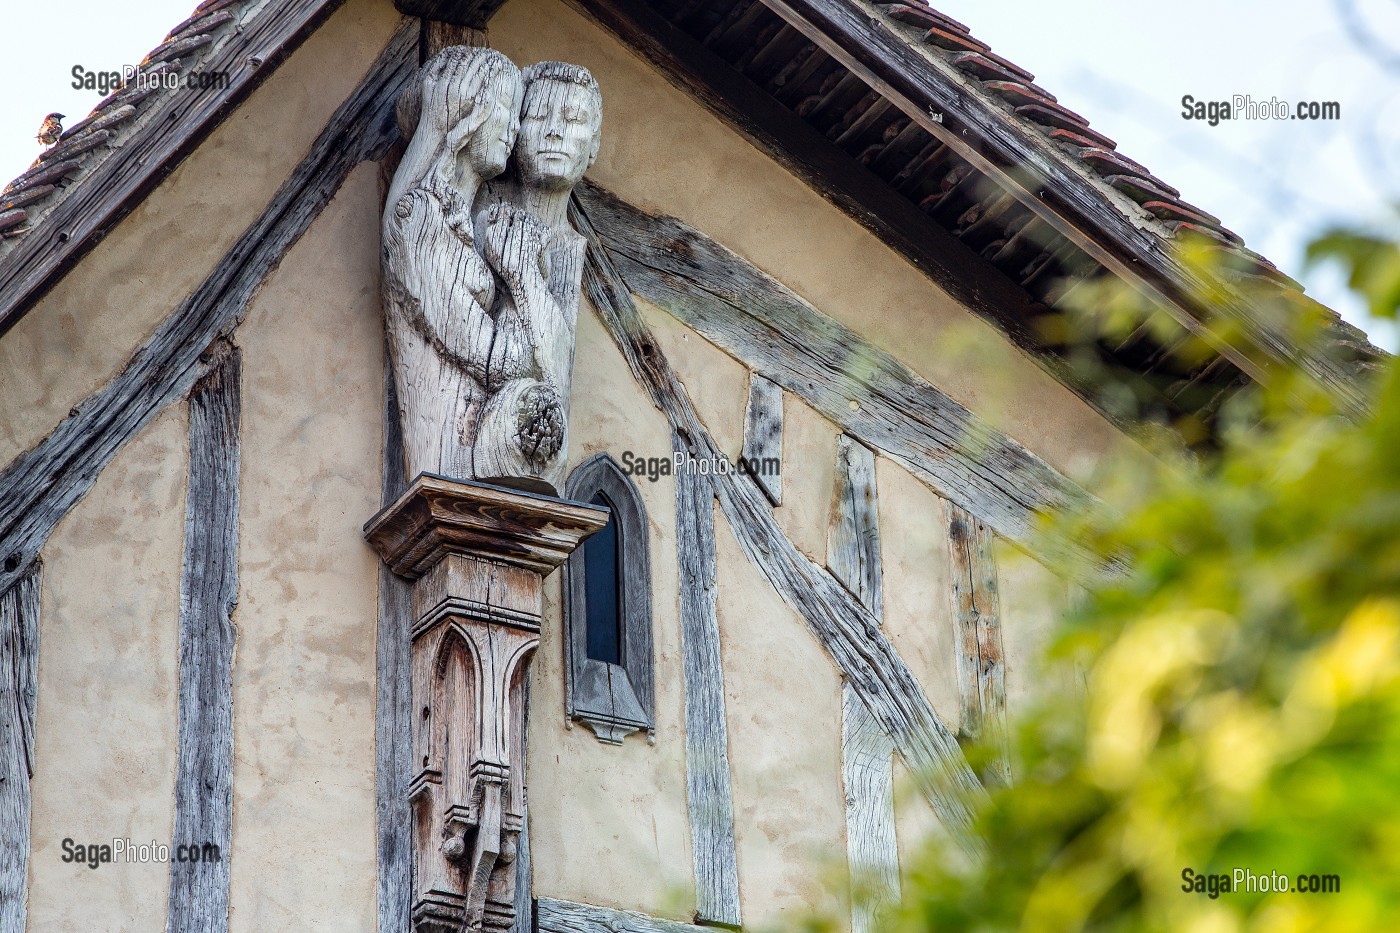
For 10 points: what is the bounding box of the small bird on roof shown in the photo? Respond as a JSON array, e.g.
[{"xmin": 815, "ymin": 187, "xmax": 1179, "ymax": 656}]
[{"xmin": 36, "ymin": 113, "xmax": 65, "ymax": 147}]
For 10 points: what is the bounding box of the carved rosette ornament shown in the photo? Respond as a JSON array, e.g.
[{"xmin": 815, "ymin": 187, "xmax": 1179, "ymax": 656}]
[{"xmin": 371, "ymin": 45, "xmax": 607, "ymax": 933}]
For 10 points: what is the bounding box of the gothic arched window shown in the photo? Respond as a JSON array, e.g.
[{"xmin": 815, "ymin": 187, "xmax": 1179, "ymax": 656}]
[{"xmin": 563, "ymin": 454, "xmax": 654, "ymax": 744}]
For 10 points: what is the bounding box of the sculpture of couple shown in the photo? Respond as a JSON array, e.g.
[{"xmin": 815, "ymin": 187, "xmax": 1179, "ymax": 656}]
[{"xmin": 382, "ymin": 47, "xmax": 602, "ymax": 496}]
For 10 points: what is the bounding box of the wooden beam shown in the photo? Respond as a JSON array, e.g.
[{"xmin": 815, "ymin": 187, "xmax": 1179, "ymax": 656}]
[
  {"xmin": 575, "ymin": 181, "xmax": 1097, "ymax": 573},
  {"xmin": 829, "ymin": 436, "xmax": 899, "ymax": 933},
  {"xmin": 538, "ymin": 898, "xmax": 714, "ymax": 933},
  {"xmin": 757, "ymin": 0, "xmax": 1367, "ymax": 414},
  {"xmin": 0, "ymin": 0, "xmax": 353, "ymax": 338},
  {"xmin": 740, "ymin": 374, "xmax": 783, "ymax": 507},
  {"xmin": 376, "ymin": 352, "xmax": 413, "ymax": 933},
  {"xmin": 574, "ymin": 196, "xmax": 986, "ymax": 856},
  {"xmin": 0, "ymin": 565, "xmax": 41, "ymax": 933},
  {"xmin": 0, "ymin": 21, "xmax": 417, "ymax": 598},
  {"xmin": 946, "ymin": 503, "xmax": 1009, "ymax": 783},
  {"xmin": 673, "ymin": 430, "xmax": 742, "ymax": 928},
  {"xmin": 395, "ymin": 0, "xmax": 508, "ymax": 29},
  {"xmin": 166, "ymin": 347, "xmax": 240, "ymax": 933},
  {"xmin": 828, "ymin": 435, "xmax": 881, "ymax": 619}
]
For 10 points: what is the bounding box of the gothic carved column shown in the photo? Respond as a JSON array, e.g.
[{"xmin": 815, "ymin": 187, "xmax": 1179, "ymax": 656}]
[{"xmin": 365, "ymin": 476, "xmax": 607, "ymax": 933}]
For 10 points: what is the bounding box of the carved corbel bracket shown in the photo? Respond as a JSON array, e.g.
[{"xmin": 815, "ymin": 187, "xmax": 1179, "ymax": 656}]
[{"xmin": 366, "ymin": 475, "xmax": 608, "ymax": 933}]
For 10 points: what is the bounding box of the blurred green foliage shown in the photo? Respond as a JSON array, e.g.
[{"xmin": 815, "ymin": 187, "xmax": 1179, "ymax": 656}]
[{"xmin": 872, "ymin": 230, "xmax": 1400, "ymax": 933}]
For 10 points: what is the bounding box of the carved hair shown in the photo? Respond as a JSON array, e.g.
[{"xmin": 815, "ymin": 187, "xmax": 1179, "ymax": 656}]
[{"xmin": 397, "ymin": 45, "xmax": 518, "ymax": 138}]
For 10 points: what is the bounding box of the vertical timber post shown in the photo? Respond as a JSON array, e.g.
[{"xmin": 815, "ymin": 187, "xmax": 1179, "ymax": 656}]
[{"xmin": 0, "ymin": 564, "xmax": 41, "ymax": 932}]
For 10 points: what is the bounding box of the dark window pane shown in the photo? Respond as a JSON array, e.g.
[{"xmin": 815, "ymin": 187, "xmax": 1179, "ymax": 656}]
[{"xmin": 584, "ymin": 494, "xmax": 622, "ymax": 664}]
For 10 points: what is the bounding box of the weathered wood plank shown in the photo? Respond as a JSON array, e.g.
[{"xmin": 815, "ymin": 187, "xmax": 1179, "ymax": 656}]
[
  {"xmin": 377, "ymin": 355, "xmax": 413, "ymax": 933},
  {"xmin": 0, "ymin": 565, "xmax": 41, "ymax": 933},
  {"xmin": 842, "ymin": 687, "xmax": 899, "ymax": 933},
  {"xmin": 829, "ymin": 435, "xmax": 898, "ymax": 933},
  {"xmin": 673, "ymin": 430, "xmax": 742, "ymax": 928},
  {"xmin": 509, "ymin": 806, "xmax": 532, "ymax": 933},
  {"xmin": 740, "ymin": 374, "xmax": 783, "ymax": 506},
  {"xmin": 538, "ymin": 898, "xmax": 713, "ymax": 933},
  {"xmin": 0, "ymin": 0, "xmax": 353, "ymax": 336},
  {"xmin": 828, "ymin": 435, "xmax": 881, "ymax": 620},
  {"xmin": 758, "ymin": 0, "xmax": 1367, "ymax": 414},
  {"xmin": 576, "ymin": 180, "xmax": 1095, "ymax": 573},
  {"xmin": 166, "ymin": 347, "xmax": 240, "ymax": 933},
  {"xmin": 0, "ymin": 21, "xmax": 417, "ymax": 598},
  {"xmin": 947, "ymin": 503, "xmax": 1009, "ymax": 783},
  {"xmin": 574, "ymin": 196, "xmax": 986, "ymax": 856}
]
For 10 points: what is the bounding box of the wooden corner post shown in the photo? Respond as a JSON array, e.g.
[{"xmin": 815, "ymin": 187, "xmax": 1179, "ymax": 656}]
[{"xmin": 365, "ymin": 475, "xmax": 607, "ymax": 933}]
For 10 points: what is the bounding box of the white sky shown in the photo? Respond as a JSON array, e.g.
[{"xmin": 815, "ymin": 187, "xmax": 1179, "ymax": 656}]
[{"xmin": 2, "ymin": 0, "xmax": 1397, "ymax": 348}]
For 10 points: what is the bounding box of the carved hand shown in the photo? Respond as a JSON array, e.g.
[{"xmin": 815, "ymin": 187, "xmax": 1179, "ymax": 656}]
[{"xmin": 476, "ymin": 202, "xmax": 550, "ymax": 291}]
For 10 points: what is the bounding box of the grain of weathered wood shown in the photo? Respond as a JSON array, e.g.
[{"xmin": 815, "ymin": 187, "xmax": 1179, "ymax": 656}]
[
  {"xmin": 509, "ymin": 806, "xmax": 532, "ymax": 933},
  {"xmin": 0, "ymin": 21, "xmax": 417, "ymax": 598},
  {"xmin": 537, "ymin": 898, "xmax": 713, "ymax": 933},
  {"xmin": 0, "ymin": 565, "xmax": 40, "ymax": 933},
  {"xmin": 577, "ymin": 181, "xmax": 1095, "ymax": 573},
  {"xmin": 166, "ymin": 348, "xmax": 240, "ymax": 933},
  {"xmin": 575, "ymin": 197, "xmax": 986, "ymax": 855},
  {"xmin": 740, "ymin": 373, "xmax": 783, "ymax": 507},
  {"xmin": 946, "ymin": 502, "xmax": 1009, "ymax": 783},
  {"xmin": 377, "ymin": 360, "xmax": 414, "ymax": 933},
  {"xmin": 842, "ymin": 687, "xmax": 899, "ymax": 933},
  {"xmin": 363, "ymin": 474, "xmax": 609, "ymax": 578},
  {"xmin": 0, "ymin": 0, "xmax": 354, "ymax": 336},
  {"xmin": 828, "ymin": 435, "xmax": 881, "ymax": 620},
  {"xmin": 759, "ymin": 0, "xmax": 1367, "ymax": 414},
  {"xmin": 673, "ymin": 430, "xmax": 742, "ymax": 928},
  {"xmin": 829, "ymin": 435, "xmax": 898, "ymax": 933}
]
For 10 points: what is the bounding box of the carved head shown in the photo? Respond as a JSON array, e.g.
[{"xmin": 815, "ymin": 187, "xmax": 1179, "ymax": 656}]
[
  {"xmin": 513, "ymin": 62, "xmax": 602, "ymax": 192},
  {"xmin": 398, "ymin": 46, "xmax": 524, "ymax": 186}
]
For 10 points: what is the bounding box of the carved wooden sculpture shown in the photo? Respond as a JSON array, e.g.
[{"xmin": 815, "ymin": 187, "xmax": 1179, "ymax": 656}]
[
  {"xmin": 375, "ymin": 46, "xmax": 605, "ymax": 933},
  {"xmin": 476, "ymin": 62, "xmax": 601, "ymax": 493},
  {"xmin": 383, "ymin": 49, "xmax": 600, "ymax": 495}
]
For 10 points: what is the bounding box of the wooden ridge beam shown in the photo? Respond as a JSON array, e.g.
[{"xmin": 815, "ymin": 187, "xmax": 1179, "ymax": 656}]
[
  {"xmin": 166, "ymin": 348, "xmax": 241, "ymax": 933},
  {"xmin": 0, "ymin": 21, "xmax": 417, "ymax": 599},
  {"xmin": 573, "ymin": 194, "xmax": 987, "ymax": 857},
  {"xmin": 0, "ymin": 0, "xmax": 353, "ymax": 337}
]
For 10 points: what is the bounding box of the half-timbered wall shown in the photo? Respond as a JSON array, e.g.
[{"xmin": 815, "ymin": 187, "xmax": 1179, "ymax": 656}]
[{"xmin": 4, "ymin": 0, "xmax": 1120, "ymax": 929}]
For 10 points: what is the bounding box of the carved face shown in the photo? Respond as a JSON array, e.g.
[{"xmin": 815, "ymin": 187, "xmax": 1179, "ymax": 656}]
[
  {"xmin": 514, "ymin": 79, "xmax": 601, "ymax": 191},
  {"xmin": 455, "ymin": 70, "xmax": 524, "ymax": 182}
]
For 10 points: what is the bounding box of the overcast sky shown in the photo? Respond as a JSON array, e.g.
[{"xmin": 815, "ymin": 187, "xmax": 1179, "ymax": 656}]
[{"xmin": 2, "ymin": 0, "xmax": 1397, "ymax": 348}]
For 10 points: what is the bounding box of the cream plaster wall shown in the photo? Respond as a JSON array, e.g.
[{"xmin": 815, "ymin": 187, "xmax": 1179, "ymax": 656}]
[
  {"xmin": 0, "ymin": 0, "xmax": 401, "ymax": 469},
  {"xmin": 713, "ymin": 506, "xmax": 847, "ymax": 928},
  {"xmin": 27, "ymin": 405, "xmax": 186, "ymax": 931},
  {"xmin": 226, "ymin": 161, "xmax": 385, "ymax": 931}
]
